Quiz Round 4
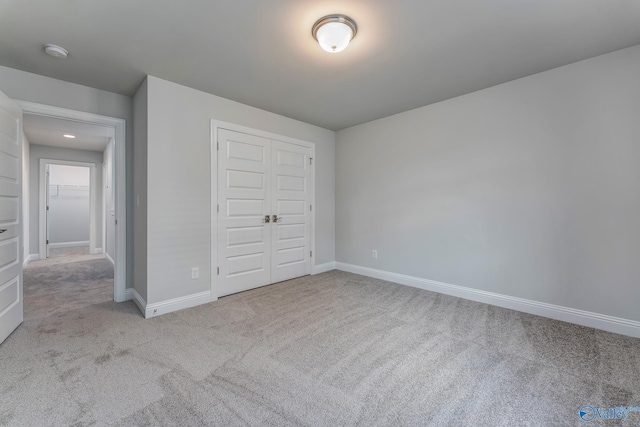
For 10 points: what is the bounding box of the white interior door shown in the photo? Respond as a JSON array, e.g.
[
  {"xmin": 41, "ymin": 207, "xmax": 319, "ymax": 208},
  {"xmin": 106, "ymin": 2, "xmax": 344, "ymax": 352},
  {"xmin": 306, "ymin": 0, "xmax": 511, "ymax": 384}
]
[
  {"xmin": 271, "ymin": 140, "xmax": 311, "ymax": 283},
  {"xmin": 218, "ymin": 129, "xmax": 272, "ymax": 297},
  {"xmin": 0, "ymin": 90, "xmax": 23, "ymax": 344}
]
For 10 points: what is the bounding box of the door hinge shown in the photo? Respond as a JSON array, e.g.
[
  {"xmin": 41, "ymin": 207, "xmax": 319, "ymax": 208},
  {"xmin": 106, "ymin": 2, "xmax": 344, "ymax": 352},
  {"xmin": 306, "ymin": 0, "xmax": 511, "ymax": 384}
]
[
  {"xmin": 46, "ymin": 206, "xmax": 49, "ymax": 211},
  {"xmin": 310, "ymin": 204, "xmax": 312, "ymax": 212},
  {"xmin": 217, "ymin": 267, "xmax": 220, "ymax": 275},
  {"xmin": 310, "ymin": 251, "xmax": 312, "ymax": 257},
  {"xmin": 46, "ymin": 239, "xmax": 49, "ymax": 245},
  {"xmin": 115, "ymin": 219, "xmax": 118, "ymax": 225},
  {"xmin": 217, "ymin": 142, "xmax": 219, "ymax": 151},
  {"xmin": 217, "ymin": 204, "xmax": 219, "ymax": 213},
  {"xmin": 310, "ymin": 157, "xmax": 313, "ymax": 165}
]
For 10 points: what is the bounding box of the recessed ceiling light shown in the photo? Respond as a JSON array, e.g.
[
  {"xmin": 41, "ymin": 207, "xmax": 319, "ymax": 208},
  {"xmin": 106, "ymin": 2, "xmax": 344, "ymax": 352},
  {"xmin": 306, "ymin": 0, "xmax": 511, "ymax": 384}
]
[
  {"xmin": 63, "ymin": 134, "xmax": 76, "ymax": 139},
  {"xmin": 44, "ymin": 44, "xmax": 68, "ymax": 59},
  {"xmin": 312, "ymin": 14, "xmax": 357, "ymax": 53}
]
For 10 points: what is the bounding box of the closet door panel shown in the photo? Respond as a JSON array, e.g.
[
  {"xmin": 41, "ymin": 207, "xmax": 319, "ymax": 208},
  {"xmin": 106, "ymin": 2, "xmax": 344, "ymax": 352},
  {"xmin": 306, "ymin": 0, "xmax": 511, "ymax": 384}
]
[
  {"xmin": 270, "ymin": 140, "xmax": 311, "ymax": 283},
  {"xmin": 218, "ymin": 129, "xmax": 272, "ymax": 297}
]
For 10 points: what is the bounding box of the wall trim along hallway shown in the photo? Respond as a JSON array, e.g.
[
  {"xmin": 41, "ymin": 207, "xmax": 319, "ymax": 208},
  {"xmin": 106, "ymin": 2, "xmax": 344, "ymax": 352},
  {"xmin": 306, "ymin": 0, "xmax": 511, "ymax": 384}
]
[
  {"xmin": 22, "ymin": 254, "xmax": 39, "ymax": 269},
  {"xmin": 105, "ymin": 252, "xmax": 115, "ymax": 266},
  {"xmin": 335, "ymin": 263, "xmax": 640, "ymax": 338},
  {"xmin": 131, "ymin": 289, "xmax": 144, "ymax": 314}
]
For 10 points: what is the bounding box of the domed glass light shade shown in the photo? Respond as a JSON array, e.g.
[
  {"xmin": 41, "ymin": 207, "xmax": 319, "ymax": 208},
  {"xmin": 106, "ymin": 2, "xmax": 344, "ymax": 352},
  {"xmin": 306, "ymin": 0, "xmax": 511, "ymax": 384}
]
[{"xmin": 312, "ymin": 15, "xmax": 358, "ymax": 53}]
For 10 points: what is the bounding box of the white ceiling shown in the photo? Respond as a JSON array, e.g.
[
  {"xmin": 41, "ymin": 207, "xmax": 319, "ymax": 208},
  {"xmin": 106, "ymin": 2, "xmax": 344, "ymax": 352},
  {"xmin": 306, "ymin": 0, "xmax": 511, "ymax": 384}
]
[
  {"xmin": 1, "ymin": 0, "xmax": 639, "ymax": 130},
  {"xmin": 23, "ymin": 114, "xmax": 114, "ymax": 151}
]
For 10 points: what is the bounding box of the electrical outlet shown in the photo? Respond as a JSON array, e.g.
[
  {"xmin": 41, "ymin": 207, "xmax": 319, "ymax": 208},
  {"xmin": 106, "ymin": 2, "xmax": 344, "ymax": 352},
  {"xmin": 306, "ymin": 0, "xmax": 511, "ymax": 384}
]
[
  {"xmin": 191, "ymin": 267, "xmax": 199, "ymax": 280},
  {"xmin": 372, "ymin": 250, "xmax": 378, "ymax": 259}
]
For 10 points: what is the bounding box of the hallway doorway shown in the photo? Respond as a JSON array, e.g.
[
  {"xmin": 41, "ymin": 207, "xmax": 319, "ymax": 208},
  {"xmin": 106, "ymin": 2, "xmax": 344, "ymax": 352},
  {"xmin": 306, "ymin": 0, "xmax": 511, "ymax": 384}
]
[
  {"xmin": 19, "ymin": 101, "xmax": 127, "ymax": 302},
  {"xmin": 45, "ymin": 163, "xmax": 93, "ymax": 258}
]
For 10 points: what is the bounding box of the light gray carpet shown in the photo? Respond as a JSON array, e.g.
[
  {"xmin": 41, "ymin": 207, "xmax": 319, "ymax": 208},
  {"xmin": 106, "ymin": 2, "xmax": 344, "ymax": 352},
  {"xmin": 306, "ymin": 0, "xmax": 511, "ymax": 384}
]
[
  {"xmin": 1, "ymin": 262, "xmax": 639, "ymax": 426},
  {"xmin": 22, "ymin": 253, "xmax": 113, "ymax": 321}
]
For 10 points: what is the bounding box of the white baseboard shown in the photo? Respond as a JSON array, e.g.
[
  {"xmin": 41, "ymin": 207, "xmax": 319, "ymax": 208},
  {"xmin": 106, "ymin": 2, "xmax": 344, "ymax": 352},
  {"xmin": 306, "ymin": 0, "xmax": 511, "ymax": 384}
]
[
  {"xmin": 125, "ymin": 288, "xmax": 133, "ymax": 301},
  {"xmin": 312, "ymin": 261, "xmax": 336, "ymax": 275},
  {"xmin": 143, "ymin": 290, "xmax": 211, "ymax": 319},
  {"xmin": 49, "ymin": 241, "xmax": 89, "ymax": 249},
  {"xmin": 132, "ymin": 289, "xmax": 147, "ymax": 316},
  {"xmin": 23, "ymin": 254, "xmax": 39, "ymax": 268},
  {"xmin": 335, "ymin": 262, "xmax": 640, "ymax": 338},
  {"xmin": 105, "ymin": 252, "xmax": 115, "ymax": 266}
]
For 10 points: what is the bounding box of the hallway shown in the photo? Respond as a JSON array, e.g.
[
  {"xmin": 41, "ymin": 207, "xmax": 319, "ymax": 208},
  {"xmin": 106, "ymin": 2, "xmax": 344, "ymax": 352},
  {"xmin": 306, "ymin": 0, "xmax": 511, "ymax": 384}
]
[{"xmin": 23, "ymin": 253, "xmax": 113, "ymax": 321}]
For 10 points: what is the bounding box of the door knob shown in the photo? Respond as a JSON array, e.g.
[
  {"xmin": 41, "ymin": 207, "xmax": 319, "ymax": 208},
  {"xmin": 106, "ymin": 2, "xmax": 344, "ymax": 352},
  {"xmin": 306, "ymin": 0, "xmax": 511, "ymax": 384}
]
[
  {"xmin": 0, "ymin": 229, "xmax": 6, "ymax": 234},
  {"xmin": 272, "ymin": 215, "xmax": 281, "ymax": 223},
  {"xmin": 263, "ymin": 215, "xmax": 270, "ymax": 223}
]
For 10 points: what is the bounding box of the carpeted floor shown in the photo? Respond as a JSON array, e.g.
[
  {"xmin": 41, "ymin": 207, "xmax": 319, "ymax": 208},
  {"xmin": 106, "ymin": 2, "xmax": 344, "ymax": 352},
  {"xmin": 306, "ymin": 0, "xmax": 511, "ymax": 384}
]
[
  {"xmin": 1, "ymin": 259, "xmax": 639, "ymax": 426},
  {"xmin": 21, "ymin": 253, "xmax": 114, "ymax": 322}
]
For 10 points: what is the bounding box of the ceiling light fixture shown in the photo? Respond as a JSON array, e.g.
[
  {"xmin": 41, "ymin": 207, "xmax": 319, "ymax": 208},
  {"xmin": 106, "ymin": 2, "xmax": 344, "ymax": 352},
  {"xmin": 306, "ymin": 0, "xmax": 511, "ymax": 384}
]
[
  {"xmin": 312, "ymin": 14, "xmax": 357, "ymax": 53},
  {"xmin": 63, "ymin": 134, "xmax": 76, "ymax": 139},
  {"xmin": 44, "ymin": 44, "xmax": 68, "ymax": 59}
]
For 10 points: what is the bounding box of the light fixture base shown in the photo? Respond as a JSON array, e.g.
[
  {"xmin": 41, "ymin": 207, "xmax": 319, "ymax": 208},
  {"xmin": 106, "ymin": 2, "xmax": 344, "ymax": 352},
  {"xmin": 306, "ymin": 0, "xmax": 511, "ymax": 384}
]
[
  {"xmin": 312, "ymin": 14, "xmax": 358, "ymax": 45},
  {"xmin": 44, "ymin": 44, "xmax": 68, "ymax": 59}
]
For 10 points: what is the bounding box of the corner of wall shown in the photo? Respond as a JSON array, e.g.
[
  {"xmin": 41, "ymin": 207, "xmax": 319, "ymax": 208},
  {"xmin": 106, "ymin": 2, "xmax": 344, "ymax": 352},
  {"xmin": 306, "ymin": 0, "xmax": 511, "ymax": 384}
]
[{"xmin": 132, "ymin": 77, "xmax": 149, "ymax": 306}]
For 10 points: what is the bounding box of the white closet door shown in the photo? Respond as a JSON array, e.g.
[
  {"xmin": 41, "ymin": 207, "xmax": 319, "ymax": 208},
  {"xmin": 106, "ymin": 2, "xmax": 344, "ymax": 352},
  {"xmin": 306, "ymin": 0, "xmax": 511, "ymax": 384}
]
[
  {"xmin": 217, "ymin": 129, "xmax": 272, "ymax": 297},
  {"xmin": 270, "ymin": 140, "xmax": 311, "ymax": 283}
]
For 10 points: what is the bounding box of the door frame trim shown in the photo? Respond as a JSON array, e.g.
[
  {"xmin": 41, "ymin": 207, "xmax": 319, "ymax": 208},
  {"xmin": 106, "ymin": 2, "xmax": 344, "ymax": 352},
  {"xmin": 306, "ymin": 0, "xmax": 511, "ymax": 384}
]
[
  {"xmin": 39, "ymin": 159, "xmax": 97, "ymax": 257},
  {"xmin": 210, "ymin": 120, "xmax": 316, "ymax": 301},
  {"xmin": 19, "ymin": 101, "xmax": 127, "ymax": 303}
]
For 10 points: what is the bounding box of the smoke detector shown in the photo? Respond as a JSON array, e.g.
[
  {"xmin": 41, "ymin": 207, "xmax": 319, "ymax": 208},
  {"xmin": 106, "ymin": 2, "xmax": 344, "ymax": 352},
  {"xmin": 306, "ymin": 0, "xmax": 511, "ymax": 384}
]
[{"xmin": 44, "ymin": 44, "xmax": 68, "ymax": 59}]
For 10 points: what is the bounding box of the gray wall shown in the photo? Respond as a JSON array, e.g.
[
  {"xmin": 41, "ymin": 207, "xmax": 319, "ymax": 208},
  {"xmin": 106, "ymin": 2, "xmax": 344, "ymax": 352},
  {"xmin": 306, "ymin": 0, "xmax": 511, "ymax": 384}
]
[
  {"xmin": 0, "ymin": 65, "xmax": 134, "ymax": 287},
  {"xmin": 29, "ymin": 144, "xmax": 103, "ymax": 252},
  {"xmin": 133, "ymin": 78, "xmax": 148, "ymax": 301},
  {"xmin": 336, "ymin": 45, "xmax": 640, "ymax": 322},
  {"xmin": 142, "ymin": 76, "xmax": 335, "ymax": 304}
]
